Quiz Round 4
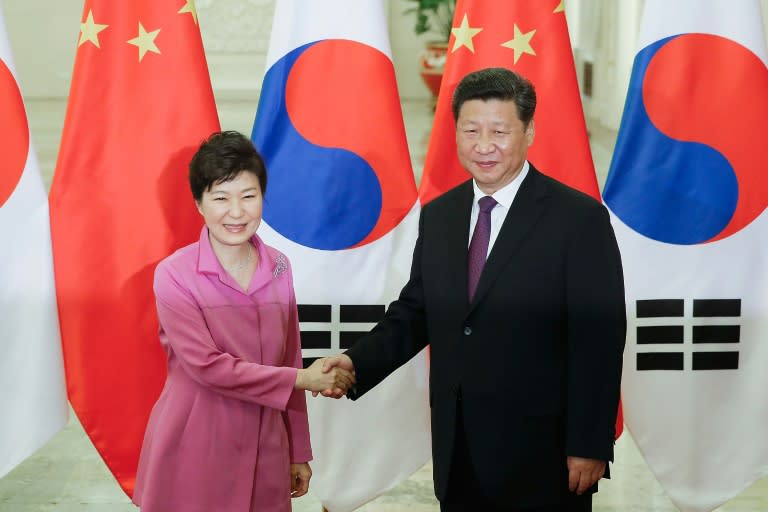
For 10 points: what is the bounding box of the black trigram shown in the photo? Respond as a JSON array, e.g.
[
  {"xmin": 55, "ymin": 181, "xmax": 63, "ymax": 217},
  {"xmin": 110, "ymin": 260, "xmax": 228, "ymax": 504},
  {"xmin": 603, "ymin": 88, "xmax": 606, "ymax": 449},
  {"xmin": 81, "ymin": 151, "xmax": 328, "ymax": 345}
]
[
  {"xmin": 298, "ymin": 304, "xmax": 385, "ymax": 367},
  {"xmin": 635, "ymin": 299, "xmax": 741, "ymax": 371}
]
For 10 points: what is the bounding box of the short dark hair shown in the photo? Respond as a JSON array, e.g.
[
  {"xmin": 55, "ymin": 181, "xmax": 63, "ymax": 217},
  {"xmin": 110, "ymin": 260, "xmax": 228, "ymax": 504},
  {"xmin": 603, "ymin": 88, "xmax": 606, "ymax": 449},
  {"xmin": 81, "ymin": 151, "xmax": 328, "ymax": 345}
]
[
  {"xmin": 451, "ymin": 67, "xmax": 537, "ymax": 126},
  {"xmin": 189, "ymin": 131, "xmax": 267, "ymax": 202}
]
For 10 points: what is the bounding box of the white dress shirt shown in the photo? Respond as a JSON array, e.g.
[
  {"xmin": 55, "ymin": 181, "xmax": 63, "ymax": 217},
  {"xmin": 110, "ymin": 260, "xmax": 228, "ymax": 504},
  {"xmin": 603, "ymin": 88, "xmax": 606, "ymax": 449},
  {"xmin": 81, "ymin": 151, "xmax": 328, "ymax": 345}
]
[{"xmin": 468, "ymin": 161, "xmax": 530, "ymax": 257}]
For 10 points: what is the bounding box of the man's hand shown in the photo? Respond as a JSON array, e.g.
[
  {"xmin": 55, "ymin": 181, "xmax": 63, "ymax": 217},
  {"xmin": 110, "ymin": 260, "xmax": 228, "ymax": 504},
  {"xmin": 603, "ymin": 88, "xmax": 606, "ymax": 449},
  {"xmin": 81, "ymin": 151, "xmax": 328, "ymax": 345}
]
[
  {"xmin": 290, "ymin": 463, "xmax": 311, "ymax": 498},
  {"xmin": 312, "ymin": 354, "xmax": 356, "ymax": 398},
  {"xmin": 567, "ymin": 456, "xmax": 605, "ymax": 495},
  {"xmin": 295, "ymin": 358, "xmax": 355, "ymax": 396}
]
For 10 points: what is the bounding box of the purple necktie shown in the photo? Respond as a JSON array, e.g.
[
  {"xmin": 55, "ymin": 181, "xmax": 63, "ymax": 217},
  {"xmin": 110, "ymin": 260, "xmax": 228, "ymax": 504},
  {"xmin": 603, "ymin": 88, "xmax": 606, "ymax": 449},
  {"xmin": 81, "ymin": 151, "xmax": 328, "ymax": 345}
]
[{"xmin": 467, "ymin": 196, "xmax": 497, "ymax": 300}]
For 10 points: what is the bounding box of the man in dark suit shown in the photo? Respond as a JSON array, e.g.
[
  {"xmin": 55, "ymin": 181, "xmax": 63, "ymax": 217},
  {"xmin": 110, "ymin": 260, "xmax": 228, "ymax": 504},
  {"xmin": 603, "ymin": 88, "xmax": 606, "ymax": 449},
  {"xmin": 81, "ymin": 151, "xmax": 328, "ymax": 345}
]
[{"xmin": 321, "ymin": 67, "xmax": 626, "ymax": 511}]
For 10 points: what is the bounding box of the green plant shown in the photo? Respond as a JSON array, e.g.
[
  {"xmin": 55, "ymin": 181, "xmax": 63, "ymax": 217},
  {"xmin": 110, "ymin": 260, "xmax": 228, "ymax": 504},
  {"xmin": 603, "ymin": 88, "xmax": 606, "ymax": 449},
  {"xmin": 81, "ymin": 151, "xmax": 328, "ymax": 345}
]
[{"xmin": 403, "ymin": 0, "xmax": 456, "ymax": 42}]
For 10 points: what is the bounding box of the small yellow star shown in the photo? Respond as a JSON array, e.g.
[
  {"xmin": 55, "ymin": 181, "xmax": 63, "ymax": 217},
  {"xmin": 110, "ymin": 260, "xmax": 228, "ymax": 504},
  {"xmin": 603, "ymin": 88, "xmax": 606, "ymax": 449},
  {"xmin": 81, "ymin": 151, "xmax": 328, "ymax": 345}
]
[
  {"xmin": 501, "ymin": 24, "xmax": 537, "ymax": 64},
  {"xmin": 178, "ymin": 0, "xmax": 199, "ymax": 25},
  {"xmin": 554, "ymin": 1, "xmax": 565, "ymax": 13},
  {"xmin": 78, "ymin": 9, "xmax": 108, "ymax": 48},
  {"xmin": 450, "ymin": 14, "xmax": 483, "ymax": 53},
  {"xmin": 127, "ymin": 22, "xmax": 161, "ymax": 62}
]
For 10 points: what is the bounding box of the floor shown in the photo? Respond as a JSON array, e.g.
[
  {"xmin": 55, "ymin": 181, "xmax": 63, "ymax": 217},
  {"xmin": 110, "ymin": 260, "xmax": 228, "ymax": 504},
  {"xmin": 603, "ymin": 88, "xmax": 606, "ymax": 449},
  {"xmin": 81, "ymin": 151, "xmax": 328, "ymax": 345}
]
[{"xmin": 2, "ymin": 97, "xmax": 767, "ymax": 511}]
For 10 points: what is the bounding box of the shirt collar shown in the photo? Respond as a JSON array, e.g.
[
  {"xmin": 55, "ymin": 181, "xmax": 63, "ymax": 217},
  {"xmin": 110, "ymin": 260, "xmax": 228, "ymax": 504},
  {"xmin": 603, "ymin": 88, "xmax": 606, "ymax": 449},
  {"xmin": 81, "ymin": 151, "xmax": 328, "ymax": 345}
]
[
  {"xmin": 472, "ymin": 160, "xmax": 529, "ymax": 209},
  {"xmin": 197, "ymin": 225, "xmax": 263, "ymax": 276}
]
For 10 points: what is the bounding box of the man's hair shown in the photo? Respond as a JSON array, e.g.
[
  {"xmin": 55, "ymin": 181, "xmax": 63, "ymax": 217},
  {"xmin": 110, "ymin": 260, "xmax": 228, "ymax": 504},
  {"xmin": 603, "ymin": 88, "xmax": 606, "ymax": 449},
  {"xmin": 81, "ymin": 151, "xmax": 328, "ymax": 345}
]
[
  {"xmin": 451, "ymin": 67, "xmax": 537, "ymax": 125},
  {"xmin": 189, "ymin": 130, "xmax": 267, "ymax": 202}
]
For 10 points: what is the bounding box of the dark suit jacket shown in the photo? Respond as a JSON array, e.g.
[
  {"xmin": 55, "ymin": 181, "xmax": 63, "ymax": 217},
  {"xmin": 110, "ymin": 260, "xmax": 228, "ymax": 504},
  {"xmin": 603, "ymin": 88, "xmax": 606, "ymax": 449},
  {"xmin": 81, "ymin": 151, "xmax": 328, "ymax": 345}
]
[{"xmin": 345, "ymin": 165, "xmax": 626, "ymax": 508}]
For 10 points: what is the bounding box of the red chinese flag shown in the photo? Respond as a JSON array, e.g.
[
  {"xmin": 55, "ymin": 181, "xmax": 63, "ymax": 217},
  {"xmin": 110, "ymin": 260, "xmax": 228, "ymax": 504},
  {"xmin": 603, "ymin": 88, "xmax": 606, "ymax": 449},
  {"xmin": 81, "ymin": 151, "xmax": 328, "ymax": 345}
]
[
  {"xmin": 49, "ymin": 0, "xmax": 219, "ymax": 495},
  {"xmin": 419, "ymin": 0, "xmax": 599, "ymax": 203},
  {"xmin": 418, "ymin": 0, "xmax": 623, "ymax": 437}
]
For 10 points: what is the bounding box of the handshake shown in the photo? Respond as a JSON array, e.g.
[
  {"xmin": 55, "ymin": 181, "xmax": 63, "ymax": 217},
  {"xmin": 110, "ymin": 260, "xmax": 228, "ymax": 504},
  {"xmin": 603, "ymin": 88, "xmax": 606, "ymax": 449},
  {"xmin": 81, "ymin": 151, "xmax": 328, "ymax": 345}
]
[{"xmin": 295, "ymin": 354, "xmax": 355, "ymax": 399}]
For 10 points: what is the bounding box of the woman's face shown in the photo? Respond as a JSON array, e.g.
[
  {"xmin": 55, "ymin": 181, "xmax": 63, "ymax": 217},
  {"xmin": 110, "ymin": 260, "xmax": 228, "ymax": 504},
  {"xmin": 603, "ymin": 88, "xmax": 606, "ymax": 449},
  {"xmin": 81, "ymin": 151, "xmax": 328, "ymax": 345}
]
[{"xmin": 196, "ymin": 171, "xmax": 263, "ymax": 250}]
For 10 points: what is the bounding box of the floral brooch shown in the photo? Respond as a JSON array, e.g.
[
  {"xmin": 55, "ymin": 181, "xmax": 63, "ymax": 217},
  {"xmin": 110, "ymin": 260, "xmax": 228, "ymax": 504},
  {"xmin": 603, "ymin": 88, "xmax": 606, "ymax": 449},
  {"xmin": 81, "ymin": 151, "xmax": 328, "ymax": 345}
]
[{"xmin": 272, "ymin": 254, "xmax": 287, "ymax": 278}]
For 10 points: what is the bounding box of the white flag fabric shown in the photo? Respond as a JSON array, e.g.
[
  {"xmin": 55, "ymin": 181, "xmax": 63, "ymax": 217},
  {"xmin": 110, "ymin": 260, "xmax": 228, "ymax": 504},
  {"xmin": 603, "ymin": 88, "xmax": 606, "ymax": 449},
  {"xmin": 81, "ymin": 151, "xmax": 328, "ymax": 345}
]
[
  {"xmin": 603, "ymin": 1, "xmax": 768, "ymax": 510},
  {"xmin": 251, "ymin": 1, "xmax": 431, "ymax": 510},
  {"xmin": 0, "ymin": 6, "xmax": 68, "ymax": 479}
]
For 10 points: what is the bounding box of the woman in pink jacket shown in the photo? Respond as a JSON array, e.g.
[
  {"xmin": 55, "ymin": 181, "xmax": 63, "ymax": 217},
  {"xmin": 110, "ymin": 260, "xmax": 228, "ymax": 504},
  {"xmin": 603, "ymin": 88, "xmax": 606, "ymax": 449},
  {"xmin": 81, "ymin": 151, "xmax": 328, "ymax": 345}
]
[{"xmin": 133, "ymin": 131, "xmax": 353, "ymax": 511}]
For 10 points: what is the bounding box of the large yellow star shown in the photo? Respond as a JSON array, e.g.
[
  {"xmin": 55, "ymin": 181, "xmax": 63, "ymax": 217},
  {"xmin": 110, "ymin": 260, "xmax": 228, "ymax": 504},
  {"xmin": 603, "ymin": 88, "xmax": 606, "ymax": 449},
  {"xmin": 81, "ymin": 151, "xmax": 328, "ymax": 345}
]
[
  {"xmin": 501, "ymin": 24, "xmax": 537, "ymax": 64},
  {"xmin": 127, "ymin": 22, "xmax": 161, "ymax": 62},
  {"xmin": 450, "ymin": 14, "xmax": 483, "ymax": 53},
  {"xmin": 178, "ymin": 0, "xmax": 199, "ymax": 25},
  {"xmin": 554, "ymin": 1, "xmax": 565, "ymax": 13},
  {"xmin": 78, "ymin": 9, "xmax": 108, "ymax": 48}
]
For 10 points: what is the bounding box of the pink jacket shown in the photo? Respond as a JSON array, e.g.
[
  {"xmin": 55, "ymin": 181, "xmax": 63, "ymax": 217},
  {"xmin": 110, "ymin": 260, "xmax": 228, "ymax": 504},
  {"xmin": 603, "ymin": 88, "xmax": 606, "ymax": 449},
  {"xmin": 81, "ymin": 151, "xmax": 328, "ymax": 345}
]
[{"xmin": 133, "ymin": 227, "xmax": 311, "ymax": 512}]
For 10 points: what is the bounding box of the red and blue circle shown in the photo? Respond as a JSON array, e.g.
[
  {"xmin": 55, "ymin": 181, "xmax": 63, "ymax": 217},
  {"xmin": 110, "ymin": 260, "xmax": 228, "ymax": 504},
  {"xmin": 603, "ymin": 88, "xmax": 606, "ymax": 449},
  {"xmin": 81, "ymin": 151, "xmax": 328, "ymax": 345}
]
[
  {"xmin": 603, "ymin": 33, "xmax": 768, "ymax": 244},
  {"xmin": 0, "ymin": 58, "xmax": 28, "ymax": 208},
  {"xmin": 252, "ymin": 39, "xmax": 416, "ymax": 250}
]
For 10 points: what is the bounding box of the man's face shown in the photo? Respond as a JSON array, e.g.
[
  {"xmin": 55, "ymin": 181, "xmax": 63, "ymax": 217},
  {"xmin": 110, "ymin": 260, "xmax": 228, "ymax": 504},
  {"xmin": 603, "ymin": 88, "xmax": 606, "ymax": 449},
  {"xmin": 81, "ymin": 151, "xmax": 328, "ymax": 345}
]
[{"xmin": 455, "ymin": 98, "xmax": 534, "ymax": 195}]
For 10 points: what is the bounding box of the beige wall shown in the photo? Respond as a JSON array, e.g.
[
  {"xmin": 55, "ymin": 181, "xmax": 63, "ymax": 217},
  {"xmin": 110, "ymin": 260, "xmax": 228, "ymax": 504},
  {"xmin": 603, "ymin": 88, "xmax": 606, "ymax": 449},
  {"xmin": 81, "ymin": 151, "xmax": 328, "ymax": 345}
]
[{"xmin": 1, "ymin": 0, "xmax": 82, "ymax": 97}]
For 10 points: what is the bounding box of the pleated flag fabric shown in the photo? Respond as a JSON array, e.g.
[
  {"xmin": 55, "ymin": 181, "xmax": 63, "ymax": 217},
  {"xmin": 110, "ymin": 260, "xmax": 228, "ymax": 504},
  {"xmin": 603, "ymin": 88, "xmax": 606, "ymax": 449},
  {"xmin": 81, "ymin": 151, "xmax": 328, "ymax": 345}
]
[
  {"xmin": 418, "ymin": 0, "xmax": 600, "ymax": 204},
  {"xmin": 603, "ymin": 1, "xmax": 768, "ymax": 510},
  {"xmin": 0, "ymin": 5, "xmax": 68, "ymax": 480},
  {"xmin": 49, "ymin": 0, "xmax": 219, "ymax": 495},
  {"xmin": 251, "ymin": 1, "xmax": 430, "ymax": 510}
]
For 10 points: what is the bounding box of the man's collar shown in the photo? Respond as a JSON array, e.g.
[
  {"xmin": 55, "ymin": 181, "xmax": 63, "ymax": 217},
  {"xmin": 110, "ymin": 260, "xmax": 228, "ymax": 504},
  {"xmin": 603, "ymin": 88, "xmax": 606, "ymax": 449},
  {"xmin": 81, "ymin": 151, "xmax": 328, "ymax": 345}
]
[{"xmin": 472, "ymin": 160, "xmax": 530, "ymax": 209}]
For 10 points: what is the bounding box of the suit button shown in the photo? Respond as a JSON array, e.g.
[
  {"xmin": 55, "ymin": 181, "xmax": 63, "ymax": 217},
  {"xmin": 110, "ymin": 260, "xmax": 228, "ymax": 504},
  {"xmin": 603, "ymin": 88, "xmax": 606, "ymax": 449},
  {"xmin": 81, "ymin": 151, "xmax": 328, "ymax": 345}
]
[{"xmin": 463, "ymin": 326, "xmax": 472, "ymax": 335}]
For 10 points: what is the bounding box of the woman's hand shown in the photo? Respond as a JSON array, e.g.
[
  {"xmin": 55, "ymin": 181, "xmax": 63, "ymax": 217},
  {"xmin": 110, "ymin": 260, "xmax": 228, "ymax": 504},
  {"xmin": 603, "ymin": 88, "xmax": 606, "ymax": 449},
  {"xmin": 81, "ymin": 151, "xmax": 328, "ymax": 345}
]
[
  {"xmin": 295, "ymin": 358, "xmax": 355, "ymax": 395},
  {"xmin": 290, "ymin": 463, "xmax": 312, "ymax": 498}
]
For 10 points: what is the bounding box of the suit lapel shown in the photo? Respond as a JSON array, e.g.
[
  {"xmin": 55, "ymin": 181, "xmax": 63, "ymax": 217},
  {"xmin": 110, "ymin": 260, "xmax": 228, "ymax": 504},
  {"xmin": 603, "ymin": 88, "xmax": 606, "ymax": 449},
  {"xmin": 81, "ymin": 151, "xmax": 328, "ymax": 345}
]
[
  {"xmin": 468, "ymin": 168, "xmax": 549, "ymax": 312},
  {"xmin": 442, "ymin": 181, "xmax": 474, "ymax": 307}
]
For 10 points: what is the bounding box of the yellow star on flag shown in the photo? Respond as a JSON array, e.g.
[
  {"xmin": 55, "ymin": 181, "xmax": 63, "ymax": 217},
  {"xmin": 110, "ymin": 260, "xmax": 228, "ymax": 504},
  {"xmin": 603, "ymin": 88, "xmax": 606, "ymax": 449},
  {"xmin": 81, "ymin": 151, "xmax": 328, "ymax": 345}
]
[
  {"xmin": 78, "ymin": 10, "xmax": 108, "ymax": 48},
  {"xmin": 450, "ymin": 14, "xmax": 483, "ymax": 53},
  {"xmin": 178, "ymin": 0, "xmax": 199, "ymax": 25},
  {"xmin": 127, "ymin": 22, "xmax": 161, "ymax": 62},
  {"xmin": 554, "ymin": 1, "xmax": 565, "ymax": 13},
  {"xmin": 501, "ymin": 24, "xmax": 537, "ymax": 64}
]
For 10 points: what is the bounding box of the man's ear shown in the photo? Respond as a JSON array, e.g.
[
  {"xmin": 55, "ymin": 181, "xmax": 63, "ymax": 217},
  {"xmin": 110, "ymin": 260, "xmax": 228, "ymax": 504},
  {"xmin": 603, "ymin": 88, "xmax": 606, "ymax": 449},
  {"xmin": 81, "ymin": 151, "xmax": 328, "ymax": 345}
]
[{"xmin": 526, "ymin": 119, "xmax": 536, "ymax": 147}]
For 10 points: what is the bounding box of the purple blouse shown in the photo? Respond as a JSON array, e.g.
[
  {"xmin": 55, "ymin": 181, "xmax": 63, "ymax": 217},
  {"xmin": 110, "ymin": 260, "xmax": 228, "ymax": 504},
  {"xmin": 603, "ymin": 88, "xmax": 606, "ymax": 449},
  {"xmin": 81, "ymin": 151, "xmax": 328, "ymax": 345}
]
[{"xmin": 133, "ymin": 227, "xmax": 311, "ymax": 512}]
